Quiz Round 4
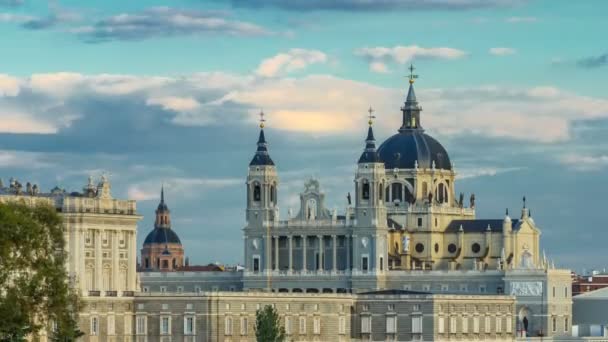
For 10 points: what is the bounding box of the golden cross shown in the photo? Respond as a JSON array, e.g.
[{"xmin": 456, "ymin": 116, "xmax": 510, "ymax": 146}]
[
  {"xmin": 407, "ymin": 63, "xmax": 419, "ymax": 84},
  {"xmin": 367, "ymin": 106, "xmax": 376, "ymax": 125},
  {"xmin": 259, "ymin": 110, "xmax": 266, "ymax": 128}
]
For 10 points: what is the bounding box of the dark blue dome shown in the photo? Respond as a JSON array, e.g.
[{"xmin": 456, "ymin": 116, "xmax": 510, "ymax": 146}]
[
  {"xmin": 143, "ymin": 227, "xmax": 181, "ymax": 245},
  {"xmin": 377, "ymin": 130, "xmax": 451, "ymax": 170}
]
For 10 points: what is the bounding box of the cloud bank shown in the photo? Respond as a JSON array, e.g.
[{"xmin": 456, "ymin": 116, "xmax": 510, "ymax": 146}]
[{"xmin": 355, "ymin": 45, "xmax": 466, "ymax": 73}]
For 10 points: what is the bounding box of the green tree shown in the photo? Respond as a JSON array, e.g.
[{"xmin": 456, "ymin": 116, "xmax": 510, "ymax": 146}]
[
  {"xmin": 255, "ymin": 304, "xmax": 286, "ymax": 342},
  {"xmin": 0, "ymin": 202, "xmax": 82, "ymax": 341}
]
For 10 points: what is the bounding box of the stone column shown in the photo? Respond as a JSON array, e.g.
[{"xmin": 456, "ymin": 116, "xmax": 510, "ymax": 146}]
[
  {"xmin": 302, "ymin": 235, "xmax": 307, "ymax": 272},
  {"xmin": 125, "ymin": 231, "xmax": 139, "ymax": 291},
  {"xmin": 112, "ymin": 230, "xmax": 119, "ymax": 291},
  {"xmin": 318, "ymin": 235, "xmax": 324, "ymax": 271},
  {"xmin": 346, "ymin": 235, "xmax": 351, "ymax": 271},
  {"xmin": 79, "ymin": 228, "xmax": 86, "ymax": 294},
  {"xmin": 264, "ymin": 233, "xmax": 271, "ymax": 272},
  {"xmin": 332, "ymin": 235, "xmax": 337, "ymax": 272},
  {"xmin": 274, "ymin": 236, "xmax": 279, "ymax": 271},
  {"xmin": 95, "ymin": 229, "xmax": 103, "ymax": 292},
  {"xmin": 288, "ymin": 235, "xmax": 293, "ymax": 272}
]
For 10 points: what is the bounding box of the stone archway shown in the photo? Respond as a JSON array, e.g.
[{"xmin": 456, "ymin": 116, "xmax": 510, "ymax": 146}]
[{"xmin": 518, "ymin": 306, "xmax": 531, "ymax": 337}]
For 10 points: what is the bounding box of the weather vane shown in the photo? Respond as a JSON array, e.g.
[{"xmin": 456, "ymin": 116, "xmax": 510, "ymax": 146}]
[
  {"xmin": 259, "ymin": 110, "xmax": 265, "ymax": 129},
  {"xmin": 367, "ymin": 106, "xmax": 376, "ymax": 126},
  {"xmin": 407, "ymin": 64, "xmax": 418, "ymax": 84}
]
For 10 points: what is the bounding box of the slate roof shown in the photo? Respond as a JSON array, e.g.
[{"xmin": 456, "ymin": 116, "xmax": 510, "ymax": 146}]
[
  {"xmin": 444, "ymin": 219, "xmax": 522, "ymax": 233},
  {"xmin": 378, "ymin": 130, "xmax": 452, "ymax": 170},
  {"xmin": 143, "ymin": 227, "xmax": 182, "ymax": 244},
  {"xmin": 250, "ymin": 129, "xmax": 275, "ymax": 166}
]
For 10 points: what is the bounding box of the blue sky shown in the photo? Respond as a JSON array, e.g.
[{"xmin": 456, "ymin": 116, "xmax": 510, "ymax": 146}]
[{"xmin": 1, "ymin": 0, "xmax": 607, "ymax": 272}]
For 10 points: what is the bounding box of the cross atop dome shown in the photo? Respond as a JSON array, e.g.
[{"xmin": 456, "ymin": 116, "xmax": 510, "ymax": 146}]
[{"xmin": 407, "ymin": 63, "xmax": 418, "ymax": 84}]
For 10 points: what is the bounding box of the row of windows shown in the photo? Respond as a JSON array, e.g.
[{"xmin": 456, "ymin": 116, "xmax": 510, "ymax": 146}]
[
  {"xmin": 413, "ymin": 242, "xmax": 482, "ymax": 255},
  {"xmin": 251, "ymin": 183, "xmax": 277, "ymax": 203},
  {"xmin": 361, "ymin": 316, "xmax": 423, "ymax": 334},
  {"xmin": 552, "ymin": 286, "xmax": 570, "ymax": 298},
  {"xmin": 438, "ymin": 315, "xmax": 513, "ymax": 334},
  {"xmin": 131, "ymin": 316, "xmax": 196, "ymax": 336},
  {"xmin": 403, "ymin": 283, "xmax": 496, "ymax": 294},
  {"xmin": 224, "ymin": 315, "xmax": 335, "ymax": 336}
]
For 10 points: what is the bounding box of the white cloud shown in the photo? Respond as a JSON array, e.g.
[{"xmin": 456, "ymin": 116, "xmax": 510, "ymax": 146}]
[
  {"xmin": 489, "ymin": 47, "xmax": 516, "ymax": 56},
  {"xmin": 506, "ymin": 16, "xmax": 537, "ymax": 23},
  {"xmin": 0, "ymin": 111, "xmax": 58, "ymax": 134},
  {"xmin": 0, "ymin": 74, "xmax": 20, "ymax": 96},
  {"xmin": 559, "ymin": 154, "xmax": 608, "ymax": 171},
  {"xmin": 457, "ymin": 166, "xmax": 525, "ymax": 179},
  {"xmin": 29, "ymin": 72, "xmax": 84, "ymax": 97},
  {"xmin": 146, "ymin": 96, "xmax": 200, "ymax": 112},
  {"xmin": 255, "ymin": 49, "xmax": 327, "ymax": 77},
  {"xmin": 4, "ymin": 70, "xmax": 608, "ymax": 143},
  {"xmin": 355, "ymin": 45, "xmax": 466, "ymax": 72},
  {"xmin": 127, "ymin": 177, "xmax": 241, "ymax": 201},
  {"xmin": 369, "ymin": 61, "xmax": 389, "ymax": 73}
]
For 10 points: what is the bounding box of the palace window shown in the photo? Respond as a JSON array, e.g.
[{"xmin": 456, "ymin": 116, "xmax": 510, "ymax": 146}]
[
  {"xmin": 450, "ymin": 316, "xmax": 457, "ymax": 333},
  {"xmin": 90, "ymin": 317, "xmax": 98, "ymax": 336},
  {"xmin": 160, "ymin": 316, "xmax": 171, "ymax": 335},
  {"xmin": 462, "ymin": 316, "xmax": 468, "ymax": 333},
  {"xmin": 136, "ymin": 315, "xmax": 147, "ymax": 335},
  {"xmin": 299, "ymin": 316, "xmax": 306, "ymax": 334},
  {"xmin": 270, "ymin": 185, "xmax": 276, "ymax": 203},
  {"xmin": 184, "ymin": 316, "xmax": 195, "ymax": 335},
  {"xmin": 361, "ymin": 316, "xmax": 371, "ymax": 334},
  {"xmin": 225, "ymin": 316, "xmax": 233, "ymax": 335},
  {"xmin": 313, "ymin": 317, "xmax": 321, "ymax": 335},
  {"xmin": 386, "ymin": 316, "xmax": 397, "ymax": 334},
  {"xmin": 241, "ymin": 317, "xmax": 248, "ymax": 335},
  {"xmin": 339, "ymin": 316, "xmax": 346, "ymax": 335},
  {"xmin": 412, "ymin": 316, "xmax": 423, "ymax": 334}
]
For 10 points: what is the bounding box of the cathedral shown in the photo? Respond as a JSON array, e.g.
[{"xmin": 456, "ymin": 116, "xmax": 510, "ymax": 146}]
[{"xmin": 238, "ymin": 71, "xmax": 572, "ymax": 336}]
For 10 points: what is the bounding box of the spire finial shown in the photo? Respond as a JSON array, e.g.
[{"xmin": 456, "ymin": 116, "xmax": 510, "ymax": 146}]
[
  {"xmin": 259, "ymin": 110, "xmax": 266, "ymax": 129},
  {"xmin": 523, "ymin": 196, "xmax": 526, "ymax": 208},
  {"xmin": 367, "ymin": 106, "xmax": 375, "ymax": 126},
  {"xmin": 505, "ymin": 208, "xmax": 509, "ymax": 216},
  {"xmin": 161, "ymin": 183, "xmax": 165, "ymax": 203},
  {"xmin": 407, "ymin": 64, "xmax": 418, "ymax": 84}
]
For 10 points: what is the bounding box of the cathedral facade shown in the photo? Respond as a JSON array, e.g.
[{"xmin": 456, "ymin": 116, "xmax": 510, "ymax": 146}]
[{"xmin": 241, "ymin": 76, "xmax": 572, "ymax": 337}]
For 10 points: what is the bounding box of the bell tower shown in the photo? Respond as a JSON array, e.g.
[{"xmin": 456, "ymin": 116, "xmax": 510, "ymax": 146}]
[
  {"xmin": 353, "ymin": 108, "xmax": 389, "ymax": 276},
  {"xmin": 244, "ymin": 111, "xmax": 279, "ymax": 278}
]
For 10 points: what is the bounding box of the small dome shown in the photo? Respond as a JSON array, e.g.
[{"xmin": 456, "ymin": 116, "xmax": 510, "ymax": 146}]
[
  {"xmin": 377, "ymin": 130, "xmax": 451, "ymax": 170},
  {"xmin": 143, "ymin": 227, "xmax": 181, "ymax": 245}
]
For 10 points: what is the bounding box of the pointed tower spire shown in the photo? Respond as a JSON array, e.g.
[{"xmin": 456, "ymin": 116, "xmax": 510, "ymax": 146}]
[
  {"xmin": 155, "ymin": 185, "xmax": 171, "ymax": 228},
  {"xmin": 399, "ymin": 64, "xmax": 423, "ymax": 132},
  {"xmin": 250, "ymin": 110, "xmax": 275, "ymax": 166},
  {"xmin": 358, "ymin": 107, "xmax": 381, "ymax": 163}
]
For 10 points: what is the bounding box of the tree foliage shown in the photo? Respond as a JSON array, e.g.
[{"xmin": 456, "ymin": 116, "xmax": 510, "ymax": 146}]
[
  {"xmin": 0, "ymin": 202, "xmax": 82, "ymax": 341},
  {"xmin": 255, "ymin": 304, "xmax": 286, "ymax": 342}
]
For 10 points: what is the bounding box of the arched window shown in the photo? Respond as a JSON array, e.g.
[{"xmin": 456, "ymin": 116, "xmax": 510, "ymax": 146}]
[
  {"xmin": 270, "ymin": 185, "xmax": 275, "ymax": 203},
  {"xmin": 145, "ymin": 258, "xmax": 149, "ymax": 269},
  {"xmin": 385, "ymin": 186, "xmax": 390, "ymax": 202},
  {"xmin": 362, "ymin": 181, "xmax": 370, "ymax": 200},
  {"xmin": 391, "ymin": 183, "xmax": 403, "ymax": 202},
  {"xmin": 436, "ymin": 183, "xmax": 449, "ymax": 203},
  {"xmin": 253, "ymin": 183, "xmax": 261, "ymax": 202},
  {"xmin": 379, "ymin": 184, "xmax": 383, "ymax": 201},
  {"xmin": 422, "ymin": 182, "xmax": 428, "ymax": 199},
  {"xmin": 172, "ymin": 259, "xmax": 176, "ymax": 268}
]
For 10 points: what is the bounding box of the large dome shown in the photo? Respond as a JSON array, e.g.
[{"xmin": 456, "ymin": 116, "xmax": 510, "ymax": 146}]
[
  {"xmin": 377, "ymin": 130, "xmax": 451, "ymax": 170},
  {"xmin": 143, "ymin": 227, "xmax": 182, "ymax": 245}
]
